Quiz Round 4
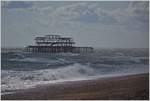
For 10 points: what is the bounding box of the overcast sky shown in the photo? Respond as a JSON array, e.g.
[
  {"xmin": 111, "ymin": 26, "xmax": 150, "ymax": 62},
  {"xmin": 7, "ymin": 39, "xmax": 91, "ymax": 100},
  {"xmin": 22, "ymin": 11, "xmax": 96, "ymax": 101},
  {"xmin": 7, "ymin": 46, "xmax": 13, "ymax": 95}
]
[{"xmin": 1, "ymin": 1, "xmax": 149, "ymax": 48}]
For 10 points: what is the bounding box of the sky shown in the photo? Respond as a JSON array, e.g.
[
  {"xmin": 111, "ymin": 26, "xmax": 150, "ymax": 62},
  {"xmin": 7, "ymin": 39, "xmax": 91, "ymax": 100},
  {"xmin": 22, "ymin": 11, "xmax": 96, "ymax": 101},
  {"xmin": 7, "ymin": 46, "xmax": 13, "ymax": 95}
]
[{"xmin": 1, "ymin": 1, "xmax": 149, "ymax": 48}]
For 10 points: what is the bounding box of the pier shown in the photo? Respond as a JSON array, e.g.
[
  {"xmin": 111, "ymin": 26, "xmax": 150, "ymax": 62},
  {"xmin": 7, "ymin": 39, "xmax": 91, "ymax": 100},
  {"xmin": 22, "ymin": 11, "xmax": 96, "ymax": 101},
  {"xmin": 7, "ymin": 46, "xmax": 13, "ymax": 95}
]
[{"xmin": 25, "ymin": 35, "xmax": 93, "ymax": 53}]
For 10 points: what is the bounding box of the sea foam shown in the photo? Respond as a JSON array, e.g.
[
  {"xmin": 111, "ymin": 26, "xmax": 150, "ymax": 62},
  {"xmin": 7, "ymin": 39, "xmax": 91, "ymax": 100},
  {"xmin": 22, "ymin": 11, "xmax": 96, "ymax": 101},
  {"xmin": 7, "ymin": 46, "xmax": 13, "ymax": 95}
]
[{"xmin": 1, "ymin": 62, "xmax": 148, "ymax": 94}]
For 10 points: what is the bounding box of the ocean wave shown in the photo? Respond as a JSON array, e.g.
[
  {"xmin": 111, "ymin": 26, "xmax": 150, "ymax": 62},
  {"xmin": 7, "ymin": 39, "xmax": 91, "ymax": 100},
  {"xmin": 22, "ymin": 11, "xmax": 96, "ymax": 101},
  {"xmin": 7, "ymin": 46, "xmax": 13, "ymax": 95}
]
[
  {"xmin": 1, "ymin": 63, "xmax": 94, "ymax": 93},
  {"xmin": 7, "ymin": 52, "xmax": 148, "ymax": 66},
  {"xmin": 9, "ymin": 57, "xmax": 71, "ymax": 64},
  {"xmin": 97, "ymin": 56, "xmax": 148, "ymax": 64},
  {"xmin": 2, "ymin": 49, "xmax": 149, "ymax": 94},
  {"xmin": 1, "ymin": 62, "xmax": 148, "ymax": 94}
]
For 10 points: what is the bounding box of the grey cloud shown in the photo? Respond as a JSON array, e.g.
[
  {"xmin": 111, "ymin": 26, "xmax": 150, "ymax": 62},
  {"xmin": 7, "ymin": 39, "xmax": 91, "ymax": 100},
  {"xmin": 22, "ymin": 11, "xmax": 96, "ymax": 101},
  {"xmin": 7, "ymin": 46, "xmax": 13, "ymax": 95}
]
[
  {"xmin": 2, "ymin": 1, "xmax": 149, "ymax": 48},
  {"xmin": 2, "ymin": 1, "xmax": 33, "ymax": 9},
  {"xmin": 24, "ymin": 1, "xmax": 148, "ymax": 33},
  {"xmin": 17, "ymin": 1, "xmax": 148, "ymax": 30}
]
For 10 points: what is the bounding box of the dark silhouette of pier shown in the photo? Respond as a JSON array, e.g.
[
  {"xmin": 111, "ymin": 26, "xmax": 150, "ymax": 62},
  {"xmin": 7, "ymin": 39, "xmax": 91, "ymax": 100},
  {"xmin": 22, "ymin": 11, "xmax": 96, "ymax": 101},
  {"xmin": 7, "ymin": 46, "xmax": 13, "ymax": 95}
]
[{"xmin": 25, "ymin": 35, "xmax": 93, "ymax": 53}]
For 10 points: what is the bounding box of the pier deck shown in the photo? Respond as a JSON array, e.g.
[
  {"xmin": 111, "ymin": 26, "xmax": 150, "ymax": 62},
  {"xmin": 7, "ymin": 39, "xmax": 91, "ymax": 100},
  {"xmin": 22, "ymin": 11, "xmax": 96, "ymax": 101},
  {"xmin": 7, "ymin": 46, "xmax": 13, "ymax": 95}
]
[{"xmin": 25, "ymin": 46, "xmax": 93, "ymax": 53}]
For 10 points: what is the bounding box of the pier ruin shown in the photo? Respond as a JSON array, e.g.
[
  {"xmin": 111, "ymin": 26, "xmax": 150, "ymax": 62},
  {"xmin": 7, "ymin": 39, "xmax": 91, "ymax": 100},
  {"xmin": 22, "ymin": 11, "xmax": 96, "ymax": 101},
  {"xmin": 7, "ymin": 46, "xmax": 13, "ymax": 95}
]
[{"xmin": 25, "ymin": 35, "xmax": 93, "ymax": 53}]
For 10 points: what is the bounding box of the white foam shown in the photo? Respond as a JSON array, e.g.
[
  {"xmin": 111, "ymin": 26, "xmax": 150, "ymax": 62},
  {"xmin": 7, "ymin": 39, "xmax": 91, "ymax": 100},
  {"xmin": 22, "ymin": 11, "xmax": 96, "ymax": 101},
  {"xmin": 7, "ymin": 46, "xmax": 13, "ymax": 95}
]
[
  {"xmin": 1, "ymin": 62, "xmax": 149, "ymax": 95},
  {"xmin": 1, "ymin": 63, "xmax": 94, "ymax": 93}
]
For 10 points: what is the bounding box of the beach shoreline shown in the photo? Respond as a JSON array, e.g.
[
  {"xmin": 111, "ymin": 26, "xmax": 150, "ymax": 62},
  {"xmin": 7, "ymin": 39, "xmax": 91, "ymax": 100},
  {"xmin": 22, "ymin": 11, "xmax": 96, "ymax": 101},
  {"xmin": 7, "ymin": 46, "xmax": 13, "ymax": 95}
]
[{"xmin": 1, "ymin": 73, "xmax": 149, "ymax": 100}]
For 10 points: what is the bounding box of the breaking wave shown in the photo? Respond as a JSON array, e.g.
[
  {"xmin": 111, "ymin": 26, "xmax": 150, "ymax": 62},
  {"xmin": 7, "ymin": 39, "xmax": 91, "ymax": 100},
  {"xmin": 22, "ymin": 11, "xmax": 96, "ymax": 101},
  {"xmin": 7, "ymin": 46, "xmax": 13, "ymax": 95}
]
[
  {"xmin": 1, "ymin": 63, "xmax": 94, "ymax": 92},
  {"xmin": 1, "ymin": 48, "xmax": 149, "ymax": 94},
  {"xmin": 1, "ymin": 62, "xmax": 148, "ymax": 94}
]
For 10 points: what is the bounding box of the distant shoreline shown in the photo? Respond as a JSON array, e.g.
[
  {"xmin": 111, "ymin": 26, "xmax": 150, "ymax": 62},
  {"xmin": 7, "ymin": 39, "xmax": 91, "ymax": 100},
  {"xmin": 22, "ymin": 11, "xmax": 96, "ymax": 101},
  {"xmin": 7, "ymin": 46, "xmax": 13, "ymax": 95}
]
[{"xmin": 2, "ymin": 73, "xmax": 149, "ymax": 100}]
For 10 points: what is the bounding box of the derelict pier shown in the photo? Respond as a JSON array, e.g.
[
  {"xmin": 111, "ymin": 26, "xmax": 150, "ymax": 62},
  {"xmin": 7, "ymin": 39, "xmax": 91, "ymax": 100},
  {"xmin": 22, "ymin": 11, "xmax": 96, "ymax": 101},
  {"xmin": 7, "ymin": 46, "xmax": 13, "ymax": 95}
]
[{"xmin": 25, "ymin": 35, "xmax": 93, "ymax": 53}]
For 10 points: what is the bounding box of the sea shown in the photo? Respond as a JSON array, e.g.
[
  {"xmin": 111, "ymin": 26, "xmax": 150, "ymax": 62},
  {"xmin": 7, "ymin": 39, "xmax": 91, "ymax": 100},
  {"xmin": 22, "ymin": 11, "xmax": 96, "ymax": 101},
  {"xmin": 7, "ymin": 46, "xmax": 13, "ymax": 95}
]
[{"xmin": 1, "ymin": 48, "xmax": 149, "ymax": 95}]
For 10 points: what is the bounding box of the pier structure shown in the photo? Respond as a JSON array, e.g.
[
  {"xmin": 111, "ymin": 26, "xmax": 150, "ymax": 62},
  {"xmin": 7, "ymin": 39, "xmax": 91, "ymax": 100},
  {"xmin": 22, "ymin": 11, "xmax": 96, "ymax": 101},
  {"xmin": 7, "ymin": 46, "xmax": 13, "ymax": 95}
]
[{"xmin": 25, "ymin": 35, "xmax": 93, "ymax": 53}]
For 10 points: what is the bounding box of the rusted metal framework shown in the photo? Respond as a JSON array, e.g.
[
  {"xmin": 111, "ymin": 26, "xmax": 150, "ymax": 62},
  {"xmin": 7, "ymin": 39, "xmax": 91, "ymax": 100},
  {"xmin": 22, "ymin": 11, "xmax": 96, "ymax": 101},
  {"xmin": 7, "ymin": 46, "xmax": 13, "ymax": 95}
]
[{"xmin": 25, "ymin": 35, "xmax": 93, "ymax": 53}]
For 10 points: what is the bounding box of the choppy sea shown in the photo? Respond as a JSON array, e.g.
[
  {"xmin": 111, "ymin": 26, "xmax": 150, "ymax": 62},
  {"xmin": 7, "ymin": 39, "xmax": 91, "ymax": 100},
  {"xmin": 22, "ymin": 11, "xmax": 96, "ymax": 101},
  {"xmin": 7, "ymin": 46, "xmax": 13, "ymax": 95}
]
[{"xmin": 1, "ymin": 48, "xmax": 149, "ymax": 95}]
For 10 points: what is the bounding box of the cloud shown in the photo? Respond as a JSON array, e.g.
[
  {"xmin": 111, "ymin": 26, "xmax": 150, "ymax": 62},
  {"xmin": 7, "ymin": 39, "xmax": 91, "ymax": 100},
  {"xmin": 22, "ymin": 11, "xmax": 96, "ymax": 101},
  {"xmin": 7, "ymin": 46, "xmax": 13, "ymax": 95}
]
[
  {"xmin": 2, "ymin": 1, "xmax": 33, "ymax": 9},
  {"xmin": 32, "ymin": 1, "xmax": 148, "ymax": 27},
  {"xmin": 3, "ymin": 1, "xmax": 148, "ymax": 27},
  {"xmin": 2, "ymin": 1, "xmax": 149, "ymax": 48}
]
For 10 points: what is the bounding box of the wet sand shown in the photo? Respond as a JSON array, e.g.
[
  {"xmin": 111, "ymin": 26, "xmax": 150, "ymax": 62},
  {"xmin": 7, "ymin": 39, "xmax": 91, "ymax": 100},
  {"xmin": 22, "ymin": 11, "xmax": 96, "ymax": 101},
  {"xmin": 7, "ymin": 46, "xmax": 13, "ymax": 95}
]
[{"xmin": 1, "ymin": 73, "xmax": 149, "ymax": 100}]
